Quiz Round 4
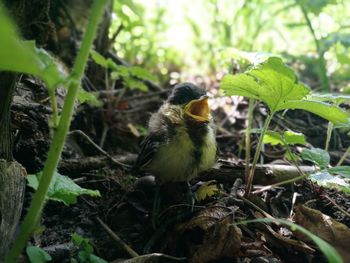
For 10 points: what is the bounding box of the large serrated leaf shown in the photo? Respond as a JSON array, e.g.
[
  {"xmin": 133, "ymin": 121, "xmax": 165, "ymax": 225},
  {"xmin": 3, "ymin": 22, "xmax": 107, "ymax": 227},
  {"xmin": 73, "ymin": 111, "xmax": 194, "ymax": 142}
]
[
  {"xmin": 301, "ymin": 148, "xmax": 330, "ymax": 169},
  {"xmin": 221, "ymin": 57, "xmax": 309, "ymax": 112},
  {"xmin": 278, "ymin": 100, "xmax": 349, "ymax": 125},
  {"xmin": 0, "ymin": 5, "xmax": 64, "ymax": 89},
  {"xmin": 264, "ymin": 130, "xmax": 307, "ymax": 146},
  {"xmin": 221, "ymin": 57, "xmax": 349, "ymax": 124}
]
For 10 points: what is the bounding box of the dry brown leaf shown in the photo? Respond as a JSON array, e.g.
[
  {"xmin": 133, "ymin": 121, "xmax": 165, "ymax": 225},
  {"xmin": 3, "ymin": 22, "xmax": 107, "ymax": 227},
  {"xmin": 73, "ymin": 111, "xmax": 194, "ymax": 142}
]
[
  {"xmin": 294, "ymin": 205, "xmax": 350, "ymax": 262},
  {"xmin": 189, "ymin": 216, "xmax": 242, "ymax": 263}
]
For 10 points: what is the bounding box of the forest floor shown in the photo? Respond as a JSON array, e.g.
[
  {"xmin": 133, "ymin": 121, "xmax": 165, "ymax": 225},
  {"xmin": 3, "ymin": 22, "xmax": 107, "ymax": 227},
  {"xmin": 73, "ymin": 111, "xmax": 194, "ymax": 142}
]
[{"xmin": 14, "ymin": 73, "xmax": 350, "ymax": 263}]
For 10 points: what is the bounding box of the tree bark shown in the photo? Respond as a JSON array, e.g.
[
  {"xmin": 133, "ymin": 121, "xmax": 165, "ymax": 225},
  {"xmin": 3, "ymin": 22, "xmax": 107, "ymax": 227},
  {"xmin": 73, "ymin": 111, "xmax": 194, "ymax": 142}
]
[
  {"xmin": 0, "ymin": 161, "xmax": 26, "ymax": 261},
  {"xmin": 0, "ymin": 72, "xmax": 26, "ymax": 261}
]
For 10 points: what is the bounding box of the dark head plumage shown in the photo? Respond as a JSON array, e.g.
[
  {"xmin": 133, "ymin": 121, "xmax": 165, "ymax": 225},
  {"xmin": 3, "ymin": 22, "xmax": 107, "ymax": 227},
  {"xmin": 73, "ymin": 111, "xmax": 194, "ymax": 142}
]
[{"xmin": 167, "ymin": 82, "xmax": 206, "ymax": 105}]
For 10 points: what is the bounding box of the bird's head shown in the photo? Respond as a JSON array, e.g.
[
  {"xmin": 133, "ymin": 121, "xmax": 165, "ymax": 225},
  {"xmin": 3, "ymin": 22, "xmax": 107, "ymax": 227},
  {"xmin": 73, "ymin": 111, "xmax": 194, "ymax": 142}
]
[{"xmin": 167, "ymin": 83, "xmax": 210, "ymax": 123}]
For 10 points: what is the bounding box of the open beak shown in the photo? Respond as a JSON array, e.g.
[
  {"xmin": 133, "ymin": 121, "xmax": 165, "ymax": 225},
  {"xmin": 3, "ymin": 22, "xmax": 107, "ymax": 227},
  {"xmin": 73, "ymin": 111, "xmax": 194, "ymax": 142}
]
[{"xmin": 184, "ymin": 95, "xmax": 210, "ymax": 122}]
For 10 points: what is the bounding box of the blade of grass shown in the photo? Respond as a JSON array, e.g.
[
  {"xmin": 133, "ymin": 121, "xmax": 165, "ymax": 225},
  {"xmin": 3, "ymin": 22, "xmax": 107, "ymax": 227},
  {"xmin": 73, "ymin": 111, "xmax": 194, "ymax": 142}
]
[{"xmin": 234, "ymin": 218, "xmax": 343, "ymax": 263}]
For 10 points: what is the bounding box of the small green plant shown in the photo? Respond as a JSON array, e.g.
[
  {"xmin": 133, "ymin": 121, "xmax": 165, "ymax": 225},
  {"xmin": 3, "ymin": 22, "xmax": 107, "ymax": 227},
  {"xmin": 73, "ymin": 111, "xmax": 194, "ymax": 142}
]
[
  {"xmin": 71, "ymin": 233, "xmax": 107, "ymax": 263},
  {"xmin": 221, "ymin": 56, "xmax": 349, "ymax": 196},
  {"xmin": 300, "ymin": 147, "xmax": 350, "ymax": 194},
  {"xmin": 26, "ymin": 245, "xmax": 51, "ymax": 263},
  {"xmin": 0, "ymin": 1, "xmax": 109, "ymax": 262},
  {"xmin": 263, "ymin": 130, "xmax": 306, "ymax": 162},
  {"xmin": 90, "ymin": 50, "xmax": 157, "ymax": 92},
  {"xmin": 27, "ymin": 171, "xmax": 100, "ymax": 206}
]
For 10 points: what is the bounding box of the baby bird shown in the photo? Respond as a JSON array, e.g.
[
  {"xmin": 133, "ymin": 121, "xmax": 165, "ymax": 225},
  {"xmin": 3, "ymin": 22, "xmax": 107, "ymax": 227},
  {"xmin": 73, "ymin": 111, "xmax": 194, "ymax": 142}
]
[{"xmin": 132, "ymin": 82, "xmax": 217, "ymax": 183}]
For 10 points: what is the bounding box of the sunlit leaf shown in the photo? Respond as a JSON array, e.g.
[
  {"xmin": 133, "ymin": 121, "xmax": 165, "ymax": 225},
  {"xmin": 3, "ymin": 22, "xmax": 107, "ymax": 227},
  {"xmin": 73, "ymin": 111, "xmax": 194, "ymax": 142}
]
[
  {"xmin": 221, "ymin": 57, "xmax": 309, "ymax": 112},
  {"xmin": 129, "ymin": 66, "xmax": 157, "ymax": 82},
  {"xmin": 90, "ymin": 50, "xmax": 118, "ymax": 70},
  {"xmin": 301, "ymin": 148, "xmax": 330, "ymax": 169},
  {"xmin": 307, "ymin": 93, "xmax": 350, "ymax": 105},
  {"xmin": 310, "ymin": 170, "xmax": 350, "ymax": 195},
  {"xmin": 263, "ymin": 131, "xmax": 284, "ymax": 145},
  {"xmin": 264, "ymin": 130, "xmax": 307, "ymax": 146},
  {"xmin": 278, "ymin": 100, "xmax": 348, "ymax": 125},
  {"xmin": 284, "ymin": 131, "xmax": 307, "ymax": 145},
  {"xmin": 221, "ymin": 57, "xmax": 348, "ymax": 124},
  {"xmin": 0, "ymin": 5, "xmax": 64, "ymax": 89}
]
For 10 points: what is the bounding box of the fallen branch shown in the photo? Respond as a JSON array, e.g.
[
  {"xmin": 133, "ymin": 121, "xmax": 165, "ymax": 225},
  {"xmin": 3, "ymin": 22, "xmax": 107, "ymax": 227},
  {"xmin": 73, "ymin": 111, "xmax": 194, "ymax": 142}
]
[
  {"xmin": 59, "ymin": 156, "xmax": 316, "ymax": 186},
  {"xmin": 199, "ymin": 160, "xmax": 316, "ymax": 185}
]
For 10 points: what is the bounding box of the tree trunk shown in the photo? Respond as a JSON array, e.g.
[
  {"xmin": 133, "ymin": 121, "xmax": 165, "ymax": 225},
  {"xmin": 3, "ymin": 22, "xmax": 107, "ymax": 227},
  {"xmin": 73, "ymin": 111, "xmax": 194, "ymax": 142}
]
[{"xmin": 0, "ymin": 72, "xmax": 26, "ymax": 261}]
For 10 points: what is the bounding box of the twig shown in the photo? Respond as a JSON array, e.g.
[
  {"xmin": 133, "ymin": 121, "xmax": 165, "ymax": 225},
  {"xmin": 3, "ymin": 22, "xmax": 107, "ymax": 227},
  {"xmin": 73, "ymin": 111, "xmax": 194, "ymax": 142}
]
[
  {"xmin": 108, "ymin": 24, "xmax": 124, "ymax": 47},
  {"xmin": 95, "ymin": 216, "xmax": 139, "ymax": 258},
  {"xmin": 337, "ymin": 146, "xmax": 350, "ymax": 166},
  {"xmin": 322, "ymin": 194, "xmax": 350, "ymax": 218},
  {"xmin": 69, "ymin": 129, "xmax": 131, "ymax": 168},
  {"xmin": 240, "ymin": 196, "xmax": 275, "ymax": 220}
]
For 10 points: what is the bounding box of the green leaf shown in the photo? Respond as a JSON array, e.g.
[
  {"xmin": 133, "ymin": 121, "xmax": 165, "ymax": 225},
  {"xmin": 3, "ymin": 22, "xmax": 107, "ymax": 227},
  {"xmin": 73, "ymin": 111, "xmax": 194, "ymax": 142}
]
[
  {"xmin": 307, "ymin": 93, "xmax": 350, "ymax": 105},
  {"xmin": 110, "ymin": 66, "xmax": 130, "ymax": 80},
  {"xmin": 128, "ymin": 66, "xmax": 157, "ymax": 82},
  {"xmin": 283, "ymin": 131, "xmax": 307, "ymax": 145},
  {"xmin": 285, "ymin": 151, "xmax": 301, "ymax": 162},
  {"xmin": 235, "ymin": 218, "xmax": 343, "ymax": 263},
  {"xmin": 26, "ymin": 246, "xmax": 52, "ymax": 263},
  {"xmin": 301, "ymin": 148, "xmax": 330, "ymax": 169},
  {"xmin": 90, "ymin": 50, "xmax": 118, "ymax": 70},
  {"xmin": 27, "ymin": 172, "xmax": 101, "ymax": 205},
  {"xmin": 125, "ymin": 78, "xmax": 148, "ymax": 92},
  {"xmin": 263, "ymin": 131, "xmax": 284, "ymax": 146},
  {"xmin": 78, "ymin": 251, "xmax": 89, "ymax": 262},
  {"xmin": 77, "ymin": 89, "xmax": 102, "ymax": 107},
  {"xmin": 328, "ymin": 166, "xmax": 350, "ymax": 178},
  {"xmin": 221, "ymin": 57, "xmax": 349, "ymax": 125},
  {"xmin": 0, "ymin": 5, "xmax": 64, "ymax": 89},
  {"xmin": 89, "ymin": 254, "xmax": 108, "ymax": 263},
  {"xmin": 221, "ymin": 57, "xmax": 309, "ymax": 112},
  {"xmin": 334, "ymin": 118, "xmax": 350, "ymax": 129},
  {"xmin": 27, "ymin": 174, "xmax": 39, "ymax": 190},
  {"xmin": 310, "ymin": 170, "xmax": 350, "ymax": 195},
  {"xmin": 300, "ymin": 0, "xmax": 336, "ymax": 15},
  {"xmin": 264, "ymin": 130, "xmax": 307, "ymax": 146},
  {"xmin": 279, "ymin": 100, "xmax": 349, "ymax": 125},
  {"xmin": 72, "ymin": 233, "xmax": 85, "ymax": 246}
]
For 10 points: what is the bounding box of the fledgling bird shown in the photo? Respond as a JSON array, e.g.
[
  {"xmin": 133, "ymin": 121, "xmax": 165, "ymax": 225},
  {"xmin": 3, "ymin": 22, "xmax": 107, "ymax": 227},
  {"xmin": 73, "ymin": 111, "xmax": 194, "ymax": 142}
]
[{"xmin": 132, "ymin": 82, "xmax": 217, "ymax": 184}]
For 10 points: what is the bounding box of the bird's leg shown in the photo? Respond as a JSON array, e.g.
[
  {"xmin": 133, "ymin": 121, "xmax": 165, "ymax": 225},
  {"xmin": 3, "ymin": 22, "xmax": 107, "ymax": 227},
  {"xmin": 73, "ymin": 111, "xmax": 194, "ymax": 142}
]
[
  {"xmin": 186, "ymin": 181, "xmax": 196, "ymax": 212},
  {"xmin": 152, "ymin": 182, "xmax": 161, "ymax": 229}
]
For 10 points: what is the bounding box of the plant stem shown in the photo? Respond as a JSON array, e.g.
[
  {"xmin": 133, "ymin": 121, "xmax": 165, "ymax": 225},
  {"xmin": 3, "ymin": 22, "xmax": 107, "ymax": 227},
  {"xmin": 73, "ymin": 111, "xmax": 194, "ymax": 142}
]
[
  {"xmin": 337, "ymin": 146, "xmax": 350, "ymax": 166},
  {"xmin": 49, "ymin": 90, "xmax": 59, "ymax": 128},
  {"xmin": 4, "ymin": 1, "xmax": 107, "ymax": 262},
  {"xmin": 245, "ymin": 113, "xmax": 274, "ymax": 197},
  {"xmin": 245, "ymin": 98, "xmax": 255, "ymax": 182},
  {"xmin": 252, "ymin": 173, "xmax": 309, "ymax": 194},
  {"xmin": 298, "ymin": 1, "xmax": 329, "ymax": 91},
  {"xmin": 324, "ymin": 121, "xmax": 333, "ymax": 151}
]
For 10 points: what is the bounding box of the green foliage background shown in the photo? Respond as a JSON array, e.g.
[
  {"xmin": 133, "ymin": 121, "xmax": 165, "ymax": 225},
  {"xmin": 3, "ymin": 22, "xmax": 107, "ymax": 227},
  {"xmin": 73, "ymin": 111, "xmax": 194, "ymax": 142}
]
[{"xmin": 112, "ymin": 0, "xmax": 350, "ymax": 91}]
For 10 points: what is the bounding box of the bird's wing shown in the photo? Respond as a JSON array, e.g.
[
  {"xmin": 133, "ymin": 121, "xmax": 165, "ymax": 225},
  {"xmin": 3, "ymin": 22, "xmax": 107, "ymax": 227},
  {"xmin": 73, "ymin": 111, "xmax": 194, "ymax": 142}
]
[{"xmin": 131, "ymin": 130, "xmax": 167, "ymax": 175}]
